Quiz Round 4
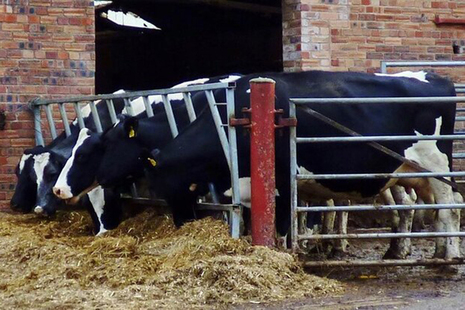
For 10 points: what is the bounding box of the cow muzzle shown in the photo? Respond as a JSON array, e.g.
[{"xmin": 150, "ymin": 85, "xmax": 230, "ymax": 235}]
[
  {"xmin": 53, "ymin": 186, "xmax": 73, "ymax": 199},
  {"xmin": 34, "ymin": 205, "xmax": 55, "ymax": 216}
]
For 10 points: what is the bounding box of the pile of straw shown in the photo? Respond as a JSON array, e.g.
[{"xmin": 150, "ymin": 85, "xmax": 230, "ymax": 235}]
[{"xmin": 0, "ymin": 209, "xmax": 343, "ymax": 309}]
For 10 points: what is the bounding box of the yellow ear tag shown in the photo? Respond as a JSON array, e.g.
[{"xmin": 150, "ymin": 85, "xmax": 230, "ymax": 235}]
[
  {"xmin": 129, "ymin": 126, "xmax": 135, "ymax": 138},
  {"xmin": 148, "ymin": 158, "xmax": 157, "ymax": 167}
]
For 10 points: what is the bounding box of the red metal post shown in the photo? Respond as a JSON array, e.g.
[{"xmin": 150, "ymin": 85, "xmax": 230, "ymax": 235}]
[{"xmin": 250, "ymin": 78, "xmax": 276, "ymax": 247}]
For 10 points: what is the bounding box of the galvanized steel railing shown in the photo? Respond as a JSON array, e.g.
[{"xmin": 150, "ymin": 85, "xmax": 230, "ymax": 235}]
[
  {"xmin": 29, "ymin": 82, "xmax": 243, "ymax": 238},
  {"xmin": 289, "ymin": 95, "xmax": 465, "ymax": 267}
]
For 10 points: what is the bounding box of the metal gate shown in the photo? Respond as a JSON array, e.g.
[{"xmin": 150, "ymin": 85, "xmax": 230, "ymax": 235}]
[
  {"xmin": 289, "ymin": 95, "xmax": 465, "ymax": 267},
  {"xmin": 29, "ymin": 82, "xmax": 243, "ymax": 238},
  {"xmin": 381, "ymin": 60, "xmax": 465, "ymax": 162}
]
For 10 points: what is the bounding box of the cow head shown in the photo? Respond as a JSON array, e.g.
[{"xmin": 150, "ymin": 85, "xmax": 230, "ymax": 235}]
[
  {"xmin": 11, "ymin": 146, "xmax": 65, "ymax": 216},
  {"xmin": 10, "ymin": 148, "xmax": 41, "ymax": 213},
  {"xmin": 96, "ymin": 116, "xmax": 146, "ymax": 187},
  {"xmin": 53, "ymin": 128, "xmax": 102, "ymax": 200},
  {"xmin": 33, "ymin": 150, "xmax": 67, "ymax": 215}
]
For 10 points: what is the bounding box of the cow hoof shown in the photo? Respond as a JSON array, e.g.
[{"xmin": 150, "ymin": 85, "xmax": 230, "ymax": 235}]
[
  {"xmin": 34, "ymin": 206, "xmax": 44, "ymax": 215},
  {"xmin": 437, "ymin": 265, "xmax": 459, "ymax": 274},
  {"xmin": 328, "ymin": 248, "xmax": 349, "ymax": 259},
  {"xmin": 383, "ymin": 248, "xmax": 408, "ymax": 260}
]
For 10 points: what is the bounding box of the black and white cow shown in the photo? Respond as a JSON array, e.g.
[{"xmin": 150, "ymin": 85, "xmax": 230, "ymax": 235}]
[{"xmin": 136, "ymin": 70, "xmax": 460, "ymax": 260}]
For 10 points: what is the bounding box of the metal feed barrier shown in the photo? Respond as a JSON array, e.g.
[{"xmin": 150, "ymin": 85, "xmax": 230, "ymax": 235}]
[
  {"xmin": 289, "ymin": 95, "xmax": 465, "ymax": 268},
  {"xmin": 29, "ymin": 82, "xmax": 244, "ymax": 238}
]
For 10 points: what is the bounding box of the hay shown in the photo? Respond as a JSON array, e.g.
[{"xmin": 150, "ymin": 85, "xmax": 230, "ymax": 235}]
[{"xmin": 0, "ymin": 209, "xmax": 343, "ymax": 309}]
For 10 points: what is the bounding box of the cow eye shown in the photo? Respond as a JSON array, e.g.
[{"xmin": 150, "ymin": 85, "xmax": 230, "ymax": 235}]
[{"xmin": 76, "ymin": 153, "xmax": 88, "ymax": 162}]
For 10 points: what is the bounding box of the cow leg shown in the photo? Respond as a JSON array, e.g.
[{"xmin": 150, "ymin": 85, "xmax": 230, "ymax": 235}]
[
  {"xmin": 298, "ymin": 201, "xmax": 309, "ymax": 235},
  {"xmin": 432, "ymin": 180, "xmax": 460, "ymax": 259},
  {"xmin": 167, "ymin": 192, "xmax": 197, "ymax": 227},
  {"xmin": 322, "ymin": 199, "xmax": 336, "ymax": 254},
  {"xmin": 86, "ymin": 187, "xmax": 123, "ymax": 236},
  {"xmin": 412, "ymin": 197, "xmax": 426, "ymax": 232},
  {"xmin": 380, "ymin": 188, "xmax": 400, "ymax": 231},
  {"xmin": 383, "ymin": 185, "xmax": 414, "ymax": 259},
  {"xmin": 333, "ymin": 209, "xmax": 349, "ymax": 256},
  {"xmin": 403, "ymin": 132, "xmax": 461, "ymax": 260}
]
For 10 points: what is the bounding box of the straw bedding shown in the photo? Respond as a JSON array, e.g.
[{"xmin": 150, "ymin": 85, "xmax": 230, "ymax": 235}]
[{"xmin": 0, "ymin": 209, "xmax": 342, "ymax": 309}]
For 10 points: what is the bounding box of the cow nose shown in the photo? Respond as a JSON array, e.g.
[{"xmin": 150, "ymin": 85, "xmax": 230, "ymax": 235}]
[{"xmin": 53, "ymin": 187, "xmax": 61, "ymax": 197}]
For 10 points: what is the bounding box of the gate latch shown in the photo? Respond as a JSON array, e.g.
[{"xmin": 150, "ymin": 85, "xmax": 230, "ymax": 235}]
[{"xmin": 229, "ymin": 108, "xmax": 297, "ymax": 128}]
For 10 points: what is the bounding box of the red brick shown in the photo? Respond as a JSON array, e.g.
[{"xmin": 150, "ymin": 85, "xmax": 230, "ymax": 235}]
[{"xmin": 4, "ymin": 14, "xmax": 17, "ymax": 22}]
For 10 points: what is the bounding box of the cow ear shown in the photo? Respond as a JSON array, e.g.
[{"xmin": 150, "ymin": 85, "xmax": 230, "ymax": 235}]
[{"xmin": 123, "ymin": 117, "xmax": 139, "ymax": 139}]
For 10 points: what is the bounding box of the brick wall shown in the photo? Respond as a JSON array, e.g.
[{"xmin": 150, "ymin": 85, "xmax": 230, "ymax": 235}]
[
  {"xmin": 0, "ymin": 1, "xmax": 95, "ymax": 210},
  {"xmin": 283, "ymin": 0, "xmax": 465, "ymax": 80}
]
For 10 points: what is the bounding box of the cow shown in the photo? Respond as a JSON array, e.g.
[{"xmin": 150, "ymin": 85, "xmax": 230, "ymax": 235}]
[{"xmin": 135, "ymin": 70, "xmax": 460, "ymax": 260}]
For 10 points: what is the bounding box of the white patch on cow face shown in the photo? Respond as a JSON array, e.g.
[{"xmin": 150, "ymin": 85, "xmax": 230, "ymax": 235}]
[
  {"xmin": 88, "ymin": 186, "xmax": 108, "ymax": 235},
  {"xmin": 375, "ymin": 71, "xmax": 429, "ymax": 83},
  {"xmin": 19, "ymin": 154, "xmax": 33, "ymax": 173},
  {"xmin": 54, "ymin": 128, "xmax": 91, "ymax": 199},
  {"xmin": 33, "ymin": 152, "xmax": 51, "ymax": 189}
]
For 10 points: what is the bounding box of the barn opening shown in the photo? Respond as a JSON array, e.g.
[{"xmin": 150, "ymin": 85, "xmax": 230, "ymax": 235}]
[{"xmin": 95, "ymin": 0, "xmax": 283, "ymax": 94}]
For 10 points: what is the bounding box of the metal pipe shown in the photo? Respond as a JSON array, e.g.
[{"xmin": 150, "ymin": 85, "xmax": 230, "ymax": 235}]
[
  {"xmin": 297, "ymin": 171, "xmax": 465, "ymax": 180},
  {"xmin": 89, "ymin": 101, "xmax": 103, "ymax": 133},
  {"xmin": 123, "ymin": 98, "xmax": 134, "ymax": 116},
  {"xmin": 250, "ymin": 78, "xmax": 276, "ymax": 247},
  {"xmin": 291, "ymin": 96, "xmax": 462, "ymax": 105},
  {"xmin": 73, "ymin": 102, "xmax": 85, "ymax": 129},
  {"xmin": 143, "ymin": 96, "xmax": 154, "ymax": 118},
  {"xmin": 58, "ymin": 103, "xmax": 71, "ymax": 137},
  {"xmin": 205, "ymin": 90, "xmax": 231, "ymax": 167},
  {"xmin": 304, "ymin": 258, "xmax": 465, "ymax": 268},
  {"xmin": 226, "ymin": 86, "xmax": 241, "ymax": 239},
  {"xmin": 298, "ymin": 231, "xmax": 465, "ymax": 240},
  {"xmin": 31, "ymin": 104, "xmax": 45, "ymax": 146},
  {"xmin": 161, "ymin": 94, "xmax": 179, "ymax": 138},
  {"xmin": 44, "ymin": 104, "xmax": 57, "ymax": 139},
  {"xmin": 105, "ymin": 99, "xmax": 118, "ymax": 124},
  {"xmin": 196, "ymin": 203, "xmax": 235, "ymax": 212},
  {"xmin": 31, "ymin": 82, "xmax": 236, "ymax": 106},
  {"xmin": 182, "ymin": 92, "xmax": 197, "ymax": 122},
  {"xmin": 297, "ymin": 203, "xmax": 465, "ymax": 212},
  {"xmin": 381, "ymin": 60, "xmax": 465, "ymax": 72},
  {"xmin": 290, "ymin": 101, "xmax": 299, "ymax": 251},
  {"xmin": 453, "ymin": 153, "xmax": 465, "ymax": 159},
  {"xmin": 297, "ymin": 134, "xmax": 465, "ymax": 143}
]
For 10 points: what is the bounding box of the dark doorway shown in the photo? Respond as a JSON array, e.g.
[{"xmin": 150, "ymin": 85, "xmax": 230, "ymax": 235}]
[{"xmin": 95, "ymin": 0, "xmax": 283, "ymax": 93}]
